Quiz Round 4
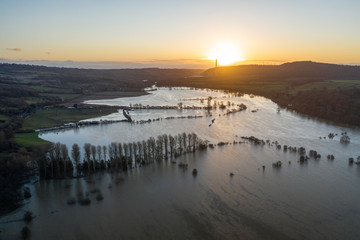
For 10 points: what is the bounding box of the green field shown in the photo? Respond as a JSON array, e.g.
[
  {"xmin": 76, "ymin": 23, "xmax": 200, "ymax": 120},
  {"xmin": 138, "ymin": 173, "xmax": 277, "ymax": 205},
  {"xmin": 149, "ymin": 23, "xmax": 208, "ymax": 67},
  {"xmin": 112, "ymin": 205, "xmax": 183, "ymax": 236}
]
[
  {"xmin": 22, "ymin": 108, "xmax": 118, "ymax": 131},
  {"xmin": 30, "ymin": 85, "xmax": 74, "ymax": 93},
  {"xmin": 25, "ymin": 97, "xmax": 45, "ymax": 104},
  {"xmin": 14, "ymin": 132, "xmax": 51, "ymax": 148},
  {"xmin": 39, "ymin": 93, "xmax": 81, "ymax": 100},
  {"xmin": 0, "ymin": 114, "xmax": 10, "ymax": 121}
]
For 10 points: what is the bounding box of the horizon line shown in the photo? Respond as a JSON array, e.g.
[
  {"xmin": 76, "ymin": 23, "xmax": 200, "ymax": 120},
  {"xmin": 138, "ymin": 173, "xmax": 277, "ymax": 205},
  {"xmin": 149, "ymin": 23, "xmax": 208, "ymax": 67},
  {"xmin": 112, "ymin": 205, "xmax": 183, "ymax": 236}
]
[{"xmin": 1, "ymin": 58, "xmax": 359, "ymax": 70}]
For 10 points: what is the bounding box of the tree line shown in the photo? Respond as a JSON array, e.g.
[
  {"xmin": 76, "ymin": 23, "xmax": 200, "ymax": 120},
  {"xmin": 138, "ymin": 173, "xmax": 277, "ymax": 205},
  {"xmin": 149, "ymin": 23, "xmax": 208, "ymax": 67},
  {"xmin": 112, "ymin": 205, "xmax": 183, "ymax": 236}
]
[{"xmin": 37, "ymin": 132, "xmax": 207, "ymax": 179}]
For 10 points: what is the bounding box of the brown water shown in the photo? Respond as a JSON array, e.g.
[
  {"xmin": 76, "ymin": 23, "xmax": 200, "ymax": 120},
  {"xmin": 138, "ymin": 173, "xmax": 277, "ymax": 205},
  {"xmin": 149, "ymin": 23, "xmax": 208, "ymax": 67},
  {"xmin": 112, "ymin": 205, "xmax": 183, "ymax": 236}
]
[{"xmin": 1, "ymin": 88, "xmax": 360, "ymax": 239}]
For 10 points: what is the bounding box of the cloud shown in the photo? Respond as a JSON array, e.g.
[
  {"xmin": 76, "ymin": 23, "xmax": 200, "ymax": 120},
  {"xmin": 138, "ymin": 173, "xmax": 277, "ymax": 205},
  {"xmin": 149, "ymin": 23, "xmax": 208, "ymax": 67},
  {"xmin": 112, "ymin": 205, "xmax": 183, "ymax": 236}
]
[
  {"xmin": 6, "ymin": 48, "xmax": 21, "ymax": 51},
  {"xmin": 46, "ymin": 52, "xmax": 51, "ymax": 55}
]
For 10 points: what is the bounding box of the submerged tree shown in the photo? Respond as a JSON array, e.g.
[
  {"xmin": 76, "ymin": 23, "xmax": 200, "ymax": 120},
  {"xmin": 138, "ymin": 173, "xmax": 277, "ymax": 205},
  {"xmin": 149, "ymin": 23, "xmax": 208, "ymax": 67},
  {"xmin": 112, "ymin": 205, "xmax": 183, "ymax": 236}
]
[
  {"xmin": 169, "ymin": 135, "xmax": 175, "ymax": 159},
  {"xmin": 91, "ymin": 145, "xmax": 96, "ymax": 171},
  {"xmin": 54, "ymin": 142, "xmax": 61, "ymax": 177},
  {"xmin": 102, "ymin": 145, "xmax": 107, "ymax": 162},
  {"xmin": 71, "ymin": 143, "xmax": 81, "ymax": 174},
  {"xmin": 163, "ymin": 134, "xmax": 169, "ymax": 160},
  {"xmin": 84, "ymin": 143, "xmax": 91, "ymax": 172},
  {"xmin": 61, "ymin": 144, "xmax": 69, "ymax": 177}
]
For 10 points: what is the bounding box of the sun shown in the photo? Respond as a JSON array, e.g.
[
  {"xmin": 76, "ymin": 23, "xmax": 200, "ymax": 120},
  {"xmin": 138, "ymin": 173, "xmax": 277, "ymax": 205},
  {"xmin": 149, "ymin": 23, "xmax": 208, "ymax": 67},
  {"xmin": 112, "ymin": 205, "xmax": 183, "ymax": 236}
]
[{"xmin": 207, "ymin": 42, "xmax": 245, "ymax": 66}]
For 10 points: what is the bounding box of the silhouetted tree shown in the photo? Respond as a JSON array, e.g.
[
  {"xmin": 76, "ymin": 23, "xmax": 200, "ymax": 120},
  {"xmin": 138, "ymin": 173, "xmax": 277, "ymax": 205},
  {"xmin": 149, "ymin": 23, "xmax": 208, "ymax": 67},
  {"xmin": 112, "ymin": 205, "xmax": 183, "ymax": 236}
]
[
  {"xmin": 61, "ymin": 144, "xmax": 69, "ymax": 177},
  {"xmin": 71, "ymin": 144, "xmax": 81, "ymax": 174},
  {"xmin": 84, "ymin": 143, "xmax": 91, "ymax": 172},
  {"xmin": 91, "ymin": 145, "xmax": 96, "ymax": 171}
]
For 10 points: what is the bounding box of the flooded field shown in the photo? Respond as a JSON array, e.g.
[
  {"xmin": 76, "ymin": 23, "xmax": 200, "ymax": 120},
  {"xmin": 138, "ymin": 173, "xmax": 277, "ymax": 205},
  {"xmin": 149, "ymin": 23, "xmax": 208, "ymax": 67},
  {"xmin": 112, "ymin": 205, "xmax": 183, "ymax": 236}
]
[{"xmin": 1, "ymin": 87, "xmax": 360, "ymax": 239}]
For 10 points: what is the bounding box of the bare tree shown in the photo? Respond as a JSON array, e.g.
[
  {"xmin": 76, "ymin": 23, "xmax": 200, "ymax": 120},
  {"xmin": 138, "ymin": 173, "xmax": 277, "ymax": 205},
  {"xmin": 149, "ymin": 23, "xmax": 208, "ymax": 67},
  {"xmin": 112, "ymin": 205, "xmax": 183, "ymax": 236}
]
[
  {"xmin": 123, "ymin": 143, "xmax": 129, "ymax": 165},
  {"xmin": 54, "ymin": 142, "xmax": 61, "ymax": 177},
  {"xmin": 49, "ymin": 145, "xmax": 55, "ymax": 178},
  {"xmin": 192, "ymin": 133, "xmax": 198, "ymax": 151},
  {"xmin": 137, "ymin": 141, "xmax": 142, "ymax": 165},
  {"xmin": 61, "ymin": 144, "xmax": 69, "ymax": 177},
  {"xmin": 97, "ymin": 145, "xmax": 102, "ymax": 162},
  {"xmin": 188, "ymin": 133, "xmax": 193, "ymax": 152},
  {"xmin": 110, "ymin": 142, "xmax": 118, "ymax": 169},
  {"xmin": 118, "ymin": 143, "xmax": 123, "ymax": 169},
  {"xmin": 84, "ymin": 143, "xmax": 91, "ymax": 172},
  {"xmin": 182, "ymin": 132, "xmax": 187, "ymax": 152},
  {"xmin": 163, "ymin": 134, "xmax": 168, "ymax": 160},
  {"xmin": 108, "ymin": 144, "xmax": 114, "ymax": 168},
  {"xmin": 91, "ymin": 145, "xmax": 97, "ymax": 171},
  {"xmin": 129, "ymin": 142, "xmax": 133, "ymax": 166},
  {"xmin": 133, "ymin": 142, "xmax": 137, "ymax": 166},
  {"xmin": 102, "ymin": 145, "xmax": 107, "ymax": 162},
  {"xmin": 169, "ymin": 135, "xmax": 175, "ymax": 159},
  {"xmin": 142, "ymin": 140, "xmax": 147, "ymax": 163},
  {"xmin": 71, "ymin": 144, "xmax": 81, "ymax": 174}
]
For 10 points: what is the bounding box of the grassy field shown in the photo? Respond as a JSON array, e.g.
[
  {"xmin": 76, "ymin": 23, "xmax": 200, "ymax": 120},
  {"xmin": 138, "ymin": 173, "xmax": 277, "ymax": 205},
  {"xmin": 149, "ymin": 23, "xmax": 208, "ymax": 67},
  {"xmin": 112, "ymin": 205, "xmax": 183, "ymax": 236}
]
[
  {"xmin": 22, "ymin": 108, "xmax": 118, "ymax": 131},
  {"xmin": 25, "ymin": 97, "xmax": 45, "ymax": 104},
  {"xmin": 39, "ymin": 93, "xmax": 81, "ymax": 100},
  {"xmin": 0, "ymin": 114, "xmax": 10, "ymax": 121},
  {"xmin": 330, "ymin": 80, "xmax": 360, "ymax": 88},
  {"xmin": 14, "ymin": 132, "xmax": 51, "ymax": 148},
  {"xmin": 30, "ymin": 85, "xmax": 74, "ymax": 93}
]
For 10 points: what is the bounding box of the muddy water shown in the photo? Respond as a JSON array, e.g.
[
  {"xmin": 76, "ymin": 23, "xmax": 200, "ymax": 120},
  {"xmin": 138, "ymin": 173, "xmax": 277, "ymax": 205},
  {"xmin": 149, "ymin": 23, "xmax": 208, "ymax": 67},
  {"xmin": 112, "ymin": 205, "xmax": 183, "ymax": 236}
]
[{"xmin": 1, "ymin": 88, "xmax": 360, "ymax": 239}]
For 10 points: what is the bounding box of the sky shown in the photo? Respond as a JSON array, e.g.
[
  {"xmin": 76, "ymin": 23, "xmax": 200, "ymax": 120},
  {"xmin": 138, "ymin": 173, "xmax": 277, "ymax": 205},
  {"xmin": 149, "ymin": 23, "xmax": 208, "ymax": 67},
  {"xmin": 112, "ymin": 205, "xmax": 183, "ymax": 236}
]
[{"xmin": 1, "ymin": 0, "xmax": 360, "ymax": 68}]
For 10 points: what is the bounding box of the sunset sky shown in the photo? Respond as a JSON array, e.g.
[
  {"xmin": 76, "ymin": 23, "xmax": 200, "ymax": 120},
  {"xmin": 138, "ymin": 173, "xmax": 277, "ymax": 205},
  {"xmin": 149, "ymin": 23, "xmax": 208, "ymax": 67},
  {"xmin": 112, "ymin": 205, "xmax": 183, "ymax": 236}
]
[{"xmin": 1, "ymin": 0, "xmax": 360, "ymax": 68}]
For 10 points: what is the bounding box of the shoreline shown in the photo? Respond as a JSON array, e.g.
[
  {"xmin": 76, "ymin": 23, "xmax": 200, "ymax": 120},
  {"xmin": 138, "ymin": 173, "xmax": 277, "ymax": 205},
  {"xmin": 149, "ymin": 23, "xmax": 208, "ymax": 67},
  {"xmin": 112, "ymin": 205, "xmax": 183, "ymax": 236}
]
[{"xmin": 63, "ymin": 90, "xmax": 149, "ymax": 107}]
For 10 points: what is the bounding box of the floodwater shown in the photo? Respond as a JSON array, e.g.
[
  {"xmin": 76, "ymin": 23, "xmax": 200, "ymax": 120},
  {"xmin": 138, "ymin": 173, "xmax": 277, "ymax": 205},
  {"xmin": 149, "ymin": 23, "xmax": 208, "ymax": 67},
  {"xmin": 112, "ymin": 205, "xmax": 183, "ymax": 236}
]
[{"xmin": 1, "ymin": 87, "xmax": 360, "ymax": 239}]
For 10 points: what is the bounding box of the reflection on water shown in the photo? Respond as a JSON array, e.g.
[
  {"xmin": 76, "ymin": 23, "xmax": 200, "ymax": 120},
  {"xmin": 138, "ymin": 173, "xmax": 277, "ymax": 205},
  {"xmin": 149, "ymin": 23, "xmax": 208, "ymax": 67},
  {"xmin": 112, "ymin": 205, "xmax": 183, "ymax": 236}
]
[{"xmin": 1, "ymin": 88, "xmax": 360, "ymax": 239}]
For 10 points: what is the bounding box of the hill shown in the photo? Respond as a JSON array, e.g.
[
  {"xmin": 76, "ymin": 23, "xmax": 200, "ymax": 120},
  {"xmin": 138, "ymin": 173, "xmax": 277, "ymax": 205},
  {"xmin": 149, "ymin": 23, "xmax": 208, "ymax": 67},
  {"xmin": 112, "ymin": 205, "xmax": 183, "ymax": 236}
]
[
  {"xmin": 158, "ymin": 61, "xmax": 360, "ymax": 127},
  {"xmin": 202, "ymin": 61, "xmax": 360, "ymax": 81}
]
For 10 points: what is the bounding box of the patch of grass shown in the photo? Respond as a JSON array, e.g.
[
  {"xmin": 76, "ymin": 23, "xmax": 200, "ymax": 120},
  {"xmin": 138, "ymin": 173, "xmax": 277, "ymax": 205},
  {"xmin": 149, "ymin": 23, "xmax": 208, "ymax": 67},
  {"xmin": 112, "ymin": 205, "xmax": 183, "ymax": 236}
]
[
  {"xmin": 0, "ymin": 114, "xmax": 10, "ymax": 121},
  {"xmin": 330, "ymin": 79, "xmax": 360, "ymax": 88},
  {"xmin": 14, "ymin": 132, "xmax": 50, "ymax": 147},
  {"xmin": 25, "ymin": 97, "xmax": 44, "ymax": 104},
  {"xmin": 22, "ymin": 108, "xmax": 117, "ymax": 131},
  {"xmin": 287, "ymin": 80, "xmax": 360, "ymax": 94},
  {"xmin": 30, "ymin": 85, "xmax": 74, "ymax": 93},
  {"xmin": 39, "ymin": 93, "xmax": 81, "ymax": 100}
]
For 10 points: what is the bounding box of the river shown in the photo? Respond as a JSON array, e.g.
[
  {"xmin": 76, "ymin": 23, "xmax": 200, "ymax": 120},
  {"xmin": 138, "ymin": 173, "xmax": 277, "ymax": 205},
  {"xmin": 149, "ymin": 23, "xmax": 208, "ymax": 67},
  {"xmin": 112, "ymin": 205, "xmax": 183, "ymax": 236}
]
[{"xmin": 1, "ymin": 87, "xmax": 359, "ymax": 239}]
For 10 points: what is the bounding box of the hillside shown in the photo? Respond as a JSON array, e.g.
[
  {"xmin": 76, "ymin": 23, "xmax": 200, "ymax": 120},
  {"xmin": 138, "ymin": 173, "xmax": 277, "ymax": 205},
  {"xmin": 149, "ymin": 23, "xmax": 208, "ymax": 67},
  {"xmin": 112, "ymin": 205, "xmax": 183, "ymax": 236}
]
[
  {"xmin": 158, "ymin": 61, "xmax": 360, "ymax": 127},
  {"xmin": 202, "ymin": 61, "xmax": 360, "ymax": 81}
]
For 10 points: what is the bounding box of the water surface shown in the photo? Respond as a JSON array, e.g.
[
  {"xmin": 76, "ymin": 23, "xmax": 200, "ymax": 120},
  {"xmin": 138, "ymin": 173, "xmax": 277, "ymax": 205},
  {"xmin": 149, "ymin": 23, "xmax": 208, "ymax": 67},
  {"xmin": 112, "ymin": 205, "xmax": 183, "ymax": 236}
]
[{"xmin": 1, "ymin": 87, "xmax": 360, "ymax": 239}]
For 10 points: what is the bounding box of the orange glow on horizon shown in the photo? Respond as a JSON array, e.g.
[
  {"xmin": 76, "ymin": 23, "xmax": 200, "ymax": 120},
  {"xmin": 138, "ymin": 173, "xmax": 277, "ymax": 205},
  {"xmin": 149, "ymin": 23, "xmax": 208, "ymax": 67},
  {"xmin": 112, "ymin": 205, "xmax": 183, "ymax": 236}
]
[{"xmin": 207, "ymin": 42, "xmax": 245, "ymax": 66}]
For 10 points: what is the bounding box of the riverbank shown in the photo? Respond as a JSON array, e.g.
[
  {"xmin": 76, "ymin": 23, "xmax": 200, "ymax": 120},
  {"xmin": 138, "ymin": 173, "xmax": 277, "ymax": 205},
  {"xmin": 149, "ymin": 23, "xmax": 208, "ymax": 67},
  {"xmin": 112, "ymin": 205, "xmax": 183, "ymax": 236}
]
[{"xmin": 63, "ymin": 90, "xmax": 149, "ymax": 107}]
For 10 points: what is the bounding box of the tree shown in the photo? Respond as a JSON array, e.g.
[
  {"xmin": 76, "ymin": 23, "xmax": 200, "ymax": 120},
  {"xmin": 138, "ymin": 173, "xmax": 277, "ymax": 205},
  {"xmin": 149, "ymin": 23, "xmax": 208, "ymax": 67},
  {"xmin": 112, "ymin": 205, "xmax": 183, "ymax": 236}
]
[
  {"xmin": 71, "ymin": 144, "xmax": 81, "ymax": 174},
  {"xmin": 91, "ymin": 145, "xmax": 96, "ymax": 171},
  {"xmin": 182, "ymin": 132, "xmax": 187, "ymax": 152},
  {"xmin": 118, "ymin": 143, "xmax": 123, "ymax": 169},
  {"xmin": 54, "ymin": 142, "xmax": 61, "ymax": 177},
  {"xmin": 123, "ymin": 143, "xmax": 128, "ymax": 165},
  {"xmin": 108, "ymin": 144, "xmax": 114, "ymax": 168},
  {"xmin": 187, "ymin": 133, "xmax": 193, "ymax": 152},
  {"xmin": 142, "ymin": 140, "xmax": 147, "ymax": 163},
  {"xmin": 137, "ymin": 141, "xmax": 142, "ymax": 165},
  {"xmin": 97, "ymin": 145, "xmax": 102, "ymax": 169},
  {"xmin": 191, "ymin": 133, "xmax": 198, "ymax": 151},
  {"xmin": 169, "ymin": 134, "xmax": 175, "ymax": 159},
  {"xmin": 133, "ymin": 142, "xmax": 138, "ymax": 166},
  {"xmin": 84, "ymin": 143, "xmax": 91, "ymax": 172},
  {"xmin": 48, "ymin": 145, "xmax": 55, "ymax": 178},
  {"xmin": 110, "ymin": 142, "xmax": 118, "ymax": 168},
  {"xmin": 61, "ymin": 144, "xmax": 69, "ymax": 177},
  {"xmin": 163, "ymin": 134, "xmax": 168, "ymax": 160},
  {"xmin": 97, "ymin": 145, "xmax": 102, "ymax": 161},
  {"xmin": 102, "ymin": 145, "xmax": 107, "ymax": 162}
]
